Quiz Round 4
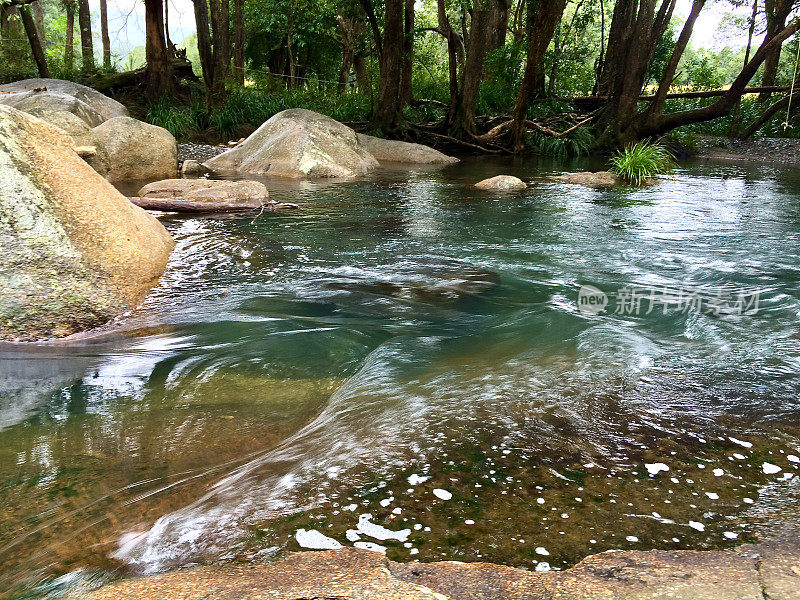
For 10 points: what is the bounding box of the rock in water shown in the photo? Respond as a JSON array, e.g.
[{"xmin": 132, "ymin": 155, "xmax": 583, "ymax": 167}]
[
  {"xmin": 137, "ymin": 179, "xmax": 268, "ymax": 205},
  {"xmin": 205, "ymin": 108, "xmax": 379, "ymax": 178},
  {"xmin": 93, "ymin": 117, "xmax": 178, "ymax": 183},
  {"xmin": 474, "ymin": 175, "xmax": 527, "ymax": 190},
  {"xmin": 0, "ymin": 106, "xmax": 174, "ymax": 341},
  {"xmin": 356, "ymin": 134, "xmax": 459, "ymax": 165},
  {"xmin": 0, "ymin": 78, "xmax": 129, "ymax": 123},
  {"xmin": 553, "ymin": 171, "xmax": 621, "ymax": 188}
]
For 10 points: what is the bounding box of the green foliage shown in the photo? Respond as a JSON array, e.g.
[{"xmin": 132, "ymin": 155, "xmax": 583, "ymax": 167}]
[
  {"xmin": 529, "ymin": 126, "xmax": 593, "ymax": 159},
  {"xmin": 146, "ymin": 97, "xmax": 204, "ymax": 138},
  {"xmin": 609, "ymin": 141, "xmax": 675, "ymax": 185}
]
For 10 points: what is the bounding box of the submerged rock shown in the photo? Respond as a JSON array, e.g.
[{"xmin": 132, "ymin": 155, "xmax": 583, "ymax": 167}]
[
  {"xmin": 475, "ymin": 175, "xmax": 527, "ymax": 190},
  {"xmin": 93, "ymin": 117, "xmax": 178, "ymax": 183},
  {"xmin": 0, "ymin": 105, "xmax": 174, "ymax": 341},
  {"xmin": 137, "ymin": 179, "xmax": 269, "ymax": 206},
  {"xmin": 356, "ymin": 133, "xmax": 459, "ymax": 165},
  {"xmin": 180, "ymin": 159, "xmax": 208, "ymax": 177},
  {"xmin": 205, "ymin": 108, "xmax": 379, "ymax": 178},
  {"xmin": 554, "ymin": 170, "xmax": 621, "ymax": 189},
  {"xmin": 0, "ymin": 78, "xmax": 128, "ymax": 123}
]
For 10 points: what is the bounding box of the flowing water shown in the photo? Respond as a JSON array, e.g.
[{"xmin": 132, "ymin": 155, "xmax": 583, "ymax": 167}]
[{"xmin": 2, "ymin": 157, "xmax": 800, "ymax": 597}]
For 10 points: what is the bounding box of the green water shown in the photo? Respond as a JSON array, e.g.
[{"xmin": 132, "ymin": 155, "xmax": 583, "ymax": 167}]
[{"xmin": 2, "ymin": 157, "xmax": 800, "ymax": 596}]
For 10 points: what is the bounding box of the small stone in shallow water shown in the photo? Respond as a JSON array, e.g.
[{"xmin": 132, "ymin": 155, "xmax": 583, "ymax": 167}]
[
  {"xmin": 729, "ymin": 437, "xmax": 753, "ymax": 448},
  {"xmin": 432, "ymin": 488, "xmax": 452, "ymax": 500},
  {"xmin": 645, "ymin": 463, "xmax": 669, "ymax": 476},
  {"xmin": 295, "ymin": 529, "xmax": 342, "ymax": 550},
  {"xmin": 353, "ymin": 541, "xmax": 387, "ymax": 553}
]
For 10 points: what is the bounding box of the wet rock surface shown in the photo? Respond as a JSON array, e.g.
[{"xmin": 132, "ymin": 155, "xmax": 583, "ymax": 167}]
[
  {"xmin": 475, "ymin": 175, "xmax": 527, "ymax": 190},
  {"xmin": 552, "ymin": 171, "xmax": 622, "ymax": 188},
  {"xmin": 137, "ymin": 179, "xmax": 269, "ymax": 205},
  {"xmin": 90, "ymin": 539, "xmax": 800, "ymax": 600}
]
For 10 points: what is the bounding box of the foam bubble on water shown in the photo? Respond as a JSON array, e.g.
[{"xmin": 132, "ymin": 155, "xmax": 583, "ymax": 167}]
[
  {"xmin": 356, "ymin": 514, "xmax": 410, "ymax": 541},
  {"xmin": 733, "ymin": 453, "xmax": 746, "ymax": 460},
  {"xmin": 743, "ymin": 497, "xmax": 755, "ymax": 504},
  {"xmin": 645, "ymin": 463, "xmax": 669, "ymax": 476},
  {"xmin": 343, "ymin": 504, "xmax": 358, "ymax": 511},
  {"xmin": 788, "ymin": 455, "xmax": 799, "ymax": 463},
  {"xmin": 409, "ymin": 548, "xmax": 419, "ymax": 555},
  {"xmin": 465, "ymin": 519, "xmax": 475, "ymax": 525},
  {"xmin": 432, "ymin": 488, "xmax": 452, "ymax": 500},
  {"xmin": 705, "ymin": 492, "xmax": 719, "ymax": 500},
  {"xmin": 626, "ymin": 536, "xmax": 639, "ymax": 542},
  {"xmin": 688, "ymin": 521, "xmax": 705, "ymax": 532},
  {"xmin": 413, "ymin": 523, "xmax": 422, "ymax": 530},
  {"xmin": 723, "ymin": 531, "xmax": 739, "ymax": 539},
  {"xmin": 537, "ymin": 497, "xmax": 545, "ymax": 504},
  {"xmin": 713, "ymin": 469, "xmax": 724, "ymax": 477},
  {"xmin": 535, "ymin": 547, "xmax": 550, "ymax": 556},
  {"xmin": 729, "ymin": 437, "xmax": 753, "ymax": 448},
  {"xmin": 379, "ymin": 497, "xmax": 393, "ymax": 507},
  {"xmin": 763, "ymin": 462, "xmax": 782, "ymax": 475},
  {"xmin": 407, "ymin": 474, "xmax": 430, "ymax": 486},
  {"xmin": 535, "ymin": 562, "xmax": 551, "ymax": 572},
  {"xmin": 295, "ymin": 529, "xmax": 343, "ymax": 550},
  {"xmin": 345, "ymin": 529, "xmax": 361, "ymax": 542},
  {"xmin": 354, "ymin": 541, "xmax": 387, "ymax": 553}
]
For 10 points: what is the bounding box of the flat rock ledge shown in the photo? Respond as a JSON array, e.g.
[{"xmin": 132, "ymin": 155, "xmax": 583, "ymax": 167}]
[{"xmin": 89, "ymin": 538, "xmax": 800, "ymax": 600}]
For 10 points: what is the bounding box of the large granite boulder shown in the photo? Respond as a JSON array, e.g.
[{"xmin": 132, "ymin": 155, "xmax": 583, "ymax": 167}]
[
  {"xmin": 0, "ymin": 78, "xmax": 128, "ymax": 123},
  {"xmin": 0, "ymin": 105, "xmax": 174, "ymax": 342},
  {"xmin": 205, "ymin": 108, "xmax": 379, "ymax": 178},
  {"xmin": 356, "ymin": 134, "xmax": 458, "ymax": 165},
  {"xmin": 93, "ymin": 116, "xmax": 178, "ymax": 183}
]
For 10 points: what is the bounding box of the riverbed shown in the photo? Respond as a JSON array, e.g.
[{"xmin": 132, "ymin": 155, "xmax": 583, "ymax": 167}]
[{"xmin": 1, "ymin": 157, "xmax": 799, "ymax": 597}]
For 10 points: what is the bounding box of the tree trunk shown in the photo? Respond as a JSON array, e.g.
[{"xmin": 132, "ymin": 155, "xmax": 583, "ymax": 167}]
[
  {"xmin": 399, "ymin": 0, "xmax": 414, "ymax": 104},
  {"xmin": 144, "ymin": 0, "xmax": 173, "ymax": 96},
  {"xmin": 758, "ymin": 0, "xmax": 793, "ymax": 102},
  {"xmin": 353, "ymin": 54, "xmax": 369, "ymax": 92},
  {"xmin": 209, "ymin": 0, "xmax": 231, "ymax": 97},
  {"xmin": 63, "ymin": 1, "xmax": 75, "ymax": 71},
  {"xmin": 740, "ymin": 87, "xmax": 799, "ymax": 138},
  {"xmin": 510, "ymin": 0, "xmax": 568, "ymax": 151},
  {"xmin": 593, "ymin": 0, "xmax": 678, "ymax": 147},
  {"xmin": 438, "ymin": 0, "xmax": 461, "ymax": 124},
  {"xmin": 19, "ymin": 4, "xmax": 49, "ymax": 77},
  {"xmin": 233, "ymin": 0, "xmax": 245, "ymax": 85},
  {"xmin": 377, "ymin": 0, "xmax": 405, "ymax": 133},
  {"xmin": 78, "ymin": 0, "xmax": 93, "ymax": 72},
  {"xmin": 100, "ymin": 0, "xmax": 111, "ymax": 69},
  {"xmin": 448, "ymin": 0, "xmax": 507, "ymax": 137}
]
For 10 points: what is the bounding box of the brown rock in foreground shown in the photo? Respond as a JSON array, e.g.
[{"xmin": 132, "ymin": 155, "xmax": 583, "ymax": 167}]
[
  {"xmin": 137, "ymin": 179, "xmax": 269, "ymax": 206},
  {"xmin": 0, "ymin": 105, "xmax": 174, "ymax": 341},
  {"xmin": 90, "ymin": 538, "xmax": 800, "ymax": 600}
]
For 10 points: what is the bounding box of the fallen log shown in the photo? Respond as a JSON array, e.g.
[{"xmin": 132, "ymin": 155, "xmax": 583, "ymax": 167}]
[{"xmin": 128, "ymin": 197, "xmax": 299, "ymax": 213}]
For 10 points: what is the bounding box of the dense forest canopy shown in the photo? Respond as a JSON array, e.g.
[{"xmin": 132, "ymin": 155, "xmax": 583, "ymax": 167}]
[{"xmin": 2, "ymin": 0, "xmax": 800, "ymax": 151}]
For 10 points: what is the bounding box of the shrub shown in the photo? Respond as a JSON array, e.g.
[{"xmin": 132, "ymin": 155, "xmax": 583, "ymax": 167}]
[{"xmin": 609, "ymin": 141, "xmax": 675, "ymax": 185}]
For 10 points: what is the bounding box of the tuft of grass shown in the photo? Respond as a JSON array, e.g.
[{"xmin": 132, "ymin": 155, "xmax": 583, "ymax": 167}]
[
  {"xmin": 609, "ymin": 141, "xmax": 675, "ymax": 185},
  {"xmin": 146, "ymin": 97, "xmax": 200, "ymax": 138},
  {"xmin": 530, "ymin": 126, "xmax": 594, "ymax": 158}
]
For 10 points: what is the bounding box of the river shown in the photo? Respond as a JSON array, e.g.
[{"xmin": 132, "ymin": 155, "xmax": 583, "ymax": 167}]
[{"xmin": 1, "ymin": 157, "xmax": 800, "ymax": 597}]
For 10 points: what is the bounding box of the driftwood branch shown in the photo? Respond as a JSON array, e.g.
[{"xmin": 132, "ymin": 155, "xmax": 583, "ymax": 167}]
[
  {"xmin": 474, "ymin": 114, "xmax": 595, "ymax": 144},
  {"xmin": 128, "ymin": 197, "xmax": 299, "ymax": 213}
]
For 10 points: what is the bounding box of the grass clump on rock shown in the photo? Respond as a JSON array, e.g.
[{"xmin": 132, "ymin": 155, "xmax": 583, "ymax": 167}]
[{"xmin": 610, "ymin": 141, "xmax": 675, "ymax": 185}]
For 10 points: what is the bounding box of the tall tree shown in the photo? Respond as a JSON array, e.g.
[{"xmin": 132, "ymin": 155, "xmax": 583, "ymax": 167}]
[
  {"xmin": 19, "ymin": 2, "xmax": 49, "ymax": 76},
  {"xmin": 233, "ymin": 0, "xmax": 245, "ymax": 85},
  {"xmin": 400, "ymin": 0, "xmax": 414, "ymax": 104},
  {"xmin": 510, "ymin": 0, "xmax": 568, "ymax": 151},
  {"xmin": 144, "ymin": 0, "xmax": 173, "ymax": 96},
  {"xmin": 100, "ymin": 0, "xmax": 111, "ymax": 69},
  {"xmin": 77, "ymin": 0, "xmax": 93, "ymax": 71},
  {"xmin": 448, "ymin": 0, "xmax": 508, "ymax": 137},
  {"xmin": 193, "ymin": 0, "xmax": 231, "ymax": 106},
  {"xmin": 758, "ymin": 0, "xmax": 795, "ymax": 101},
  {"xmin": 62, "ymin": 0, "xmax": 76, "ymax": 71},
  {"xmin": 376, "ymin": 0, "xmax": 405, "ymax": 132}
]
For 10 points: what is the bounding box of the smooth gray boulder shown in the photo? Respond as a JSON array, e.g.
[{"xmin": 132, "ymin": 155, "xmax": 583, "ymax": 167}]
[
  {"xmin": 93, "ymin": 116, "xmax": 178, "ymax": 183},
  {"xmin": 205, "ymin": 108, "xmax": 379, "ymax": 178},
  {"xmin": 475, "ymin": 175, "xmax": 527, "ymax": 190},
  {"xmin": 0, "ymin": 105, "xmax": 174, "ymax": 342},
  {"xmin": 0, "ymin": 78, "xmax": 128, "ymax": 123},
  {"xmin": 0, "ymin": 90, "xmax": 106, "ymax": 127},
  {"xmin": 356, "ymin": 134, "xmax": 458, "ymax": 165}
]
